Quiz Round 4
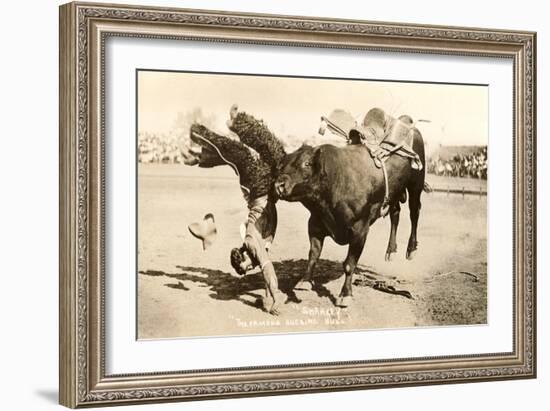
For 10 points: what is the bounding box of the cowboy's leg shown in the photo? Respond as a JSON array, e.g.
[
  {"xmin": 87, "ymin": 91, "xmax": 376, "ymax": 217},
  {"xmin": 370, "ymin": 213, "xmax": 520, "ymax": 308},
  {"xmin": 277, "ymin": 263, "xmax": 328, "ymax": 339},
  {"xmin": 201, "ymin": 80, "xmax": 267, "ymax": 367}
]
[{"xmin": 244, "ymin": 223, "xmax": 284, "ymax": 314}]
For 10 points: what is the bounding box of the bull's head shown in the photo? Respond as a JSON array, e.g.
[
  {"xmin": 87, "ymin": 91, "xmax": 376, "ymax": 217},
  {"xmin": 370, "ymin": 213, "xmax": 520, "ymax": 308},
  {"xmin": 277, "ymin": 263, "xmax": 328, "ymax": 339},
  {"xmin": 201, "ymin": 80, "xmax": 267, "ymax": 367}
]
[{"xmin": 275, "ymin": 144, "xmax": 319, "ymax": 201}]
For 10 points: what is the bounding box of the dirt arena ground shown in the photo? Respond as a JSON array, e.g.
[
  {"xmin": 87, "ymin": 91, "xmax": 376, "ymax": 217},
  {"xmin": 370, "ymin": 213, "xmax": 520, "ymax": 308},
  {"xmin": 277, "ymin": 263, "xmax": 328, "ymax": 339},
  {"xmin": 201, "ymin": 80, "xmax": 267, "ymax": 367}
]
[{"xmin": 137, "ymin": 164, "xmax": 487, "ymax": 339}]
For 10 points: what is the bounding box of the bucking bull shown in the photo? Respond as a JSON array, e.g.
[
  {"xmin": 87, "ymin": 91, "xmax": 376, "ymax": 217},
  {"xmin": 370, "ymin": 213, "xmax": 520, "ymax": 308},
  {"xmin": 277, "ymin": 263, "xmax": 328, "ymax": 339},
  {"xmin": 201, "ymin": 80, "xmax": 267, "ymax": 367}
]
[{"xmin": 182, "ymin": 105, "xmax": 427, "ymax": 311}]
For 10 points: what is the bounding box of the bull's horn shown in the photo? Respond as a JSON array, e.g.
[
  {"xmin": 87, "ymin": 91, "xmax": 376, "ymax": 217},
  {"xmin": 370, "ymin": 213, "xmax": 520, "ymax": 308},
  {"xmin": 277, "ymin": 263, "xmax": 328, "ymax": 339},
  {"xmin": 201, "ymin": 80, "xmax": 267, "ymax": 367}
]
[{"xmin": 188, "ymin": 213, "xmax": 217, "ymax": 250}]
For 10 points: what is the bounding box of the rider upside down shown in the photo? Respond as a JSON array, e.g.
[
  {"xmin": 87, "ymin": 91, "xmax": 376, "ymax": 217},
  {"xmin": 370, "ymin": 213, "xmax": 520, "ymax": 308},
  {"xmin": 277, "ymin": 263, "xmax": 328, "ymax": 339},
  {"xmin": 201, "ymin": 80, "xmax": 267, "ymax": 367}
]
[{"xmin": 182, "ymin": 105, "xmax": 287, "ymax": 315}]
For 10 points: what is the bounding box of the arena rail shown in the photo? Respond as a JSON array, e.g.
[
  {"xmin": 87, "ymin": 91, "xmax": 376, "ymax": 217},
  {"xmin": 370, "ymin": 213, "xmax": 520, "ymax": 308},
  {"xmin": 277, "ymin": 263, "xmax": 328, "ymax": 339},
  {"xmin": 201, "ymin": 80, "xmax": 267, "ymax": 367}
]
[{"xmin": 429, "ymin": 186, "xmax": 487, "ymax": 197}]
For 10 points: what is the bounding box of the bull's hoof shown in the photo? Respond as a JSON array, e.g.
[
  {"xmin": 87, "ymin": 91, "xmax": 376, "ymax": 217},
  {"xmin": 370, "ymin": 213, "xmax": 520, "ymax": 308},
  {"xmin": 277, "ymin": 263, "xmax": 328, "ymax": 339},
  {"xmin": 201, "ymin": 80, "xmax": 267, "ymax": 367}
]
[
  {"xmin": 335, "ymin": 296, "xmax": 353, "ymax": 308},
  {"xmin": 385, "ymin": 251, "xmax": 396, "ymax": 262},
  {"xmin": 294, "ymin": 280, "xmax": 314, "ymax": 291},
  {"xmin": 406, "ymin": 249, "xmax": 417, "ymax": 260}
]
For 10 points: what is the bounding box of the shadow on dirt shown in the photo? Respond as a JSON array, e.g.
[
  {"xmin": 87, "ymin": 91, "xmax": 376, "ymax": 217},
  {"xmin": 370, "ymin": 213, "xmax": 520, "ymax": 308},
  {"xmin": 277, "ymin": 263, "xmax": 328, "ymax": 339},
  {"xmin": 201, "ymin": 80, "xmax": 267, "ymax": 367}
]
[{"xmin": 139, "ymin": 259, "xmax": 345, "ymax": 309}]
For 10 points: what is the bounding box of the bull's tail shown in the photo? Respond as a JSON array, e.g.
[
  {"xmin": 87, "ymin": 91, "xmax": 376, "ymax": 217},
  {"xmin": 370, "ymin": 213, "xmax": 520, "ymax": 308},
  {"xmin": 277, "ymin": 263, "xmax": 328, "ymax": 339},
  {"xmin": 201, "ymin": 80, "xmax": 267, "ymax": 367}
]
[
  {"xmin": 423, "ymin": 181, "xmax": 433, "ymax": 193},
  {"xmin": 400, "ymin": 181, "xmax": 430, "ymax": 203}
]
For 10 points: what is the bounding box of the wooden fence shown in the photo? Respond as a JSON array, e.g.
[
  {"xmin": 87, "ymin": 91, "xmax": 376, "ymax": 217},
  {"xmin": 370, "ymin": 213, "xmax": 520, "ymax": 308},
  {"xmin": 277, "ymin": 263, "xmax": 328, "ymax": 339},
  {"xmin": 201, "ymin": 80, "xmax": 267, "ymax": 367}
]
[{"xmin": 429, "ymin": 186, "xmax": 487, "ymax": 197}]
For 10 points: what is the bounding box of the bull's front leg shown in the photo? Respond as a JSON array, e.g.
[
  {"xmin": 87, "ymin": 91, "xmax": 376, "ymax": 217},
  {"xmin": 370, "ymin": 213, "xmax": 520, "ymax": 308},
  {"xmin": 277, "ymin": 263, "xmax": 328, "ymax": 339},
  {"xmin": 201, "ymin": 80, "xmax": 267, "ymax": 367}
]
[
  {"xmin": 336, "ymin": 225, "xmax": 368, "ymax": 308},
  {"xmin": 295, "ymin": 216, "xmax": 326, "ymax": 291}
]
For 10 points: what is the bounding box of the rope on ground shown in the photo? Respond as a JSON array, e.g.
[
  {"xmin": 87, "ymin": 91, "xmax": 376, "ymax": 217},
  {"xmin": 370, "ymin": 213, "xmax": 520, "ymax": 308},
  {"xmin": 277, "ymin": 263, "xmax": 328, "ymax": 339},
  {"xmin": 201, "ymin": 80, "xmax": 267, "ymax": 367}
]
[
  {"xmin": 353, "ymin": 271, "xmax": 413, "ymax": 300},
  {"xmin": 353, "ymin": 266, "xmax": 480, "ymax": 300},
  {"xmin": 422, "ymin": 271, "xmax": 479, "ymax": 283}
]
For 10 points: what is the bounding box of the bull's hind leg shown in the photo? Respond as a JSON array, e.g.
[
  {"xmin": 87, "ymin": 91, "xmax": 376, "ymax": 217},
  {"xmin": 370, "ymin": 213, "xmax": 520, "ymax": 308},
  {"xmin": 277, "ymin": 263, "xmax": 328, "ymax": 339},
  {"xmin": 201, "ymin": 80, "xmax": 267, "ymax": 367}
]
[
  {"xmin": 295, "ymin": 216, "xmax": 326, "ymax": 291},
  {"xmin": 406, "ymin": 185, "xmax": 422, "ymax": 260},
  {"xmin": 385, "ymin": 202, "xmax": 401, "ymax": 261},
  {"xmin": 336, "ymin": 227, "xmax": 368, "ymax": 308}
]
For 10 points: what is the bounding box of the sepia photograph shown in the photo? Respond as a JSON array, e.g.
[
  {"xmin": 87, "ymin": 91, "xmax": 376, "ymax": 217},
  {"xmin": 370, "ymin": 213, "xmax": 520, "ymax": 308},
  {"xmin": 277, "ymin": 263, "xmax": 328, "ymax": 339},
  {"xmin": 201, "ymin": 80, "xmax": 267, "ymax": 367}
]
[{"xmin": 136, "ymin": 70, "xmax": 488, "ymax": 339}]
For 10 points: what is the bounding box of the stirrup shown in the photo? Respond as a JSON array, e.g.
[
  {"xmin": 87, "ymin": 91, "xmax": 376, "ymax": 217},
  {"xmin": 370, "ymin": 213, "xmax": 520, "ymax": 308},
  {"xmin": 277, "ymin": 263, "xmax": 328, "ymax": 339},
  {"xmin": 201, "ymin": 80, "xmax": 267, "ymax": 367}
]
[{"xmin": 380, "ymin": 197, "xmax": 390, "ymax": 218}]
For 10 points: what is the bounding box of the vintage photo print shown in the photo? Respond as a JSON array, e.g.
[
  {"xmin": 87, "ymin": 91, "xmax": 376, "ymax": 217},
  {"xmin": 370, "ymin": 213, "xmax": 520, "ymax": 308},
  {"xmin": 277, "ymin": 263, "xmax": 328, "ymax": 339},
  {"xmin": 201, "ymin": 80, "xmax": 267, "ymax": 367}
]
[{"xmin": 136, "ymin": 70, "xmax": 488, "ymax": 339}]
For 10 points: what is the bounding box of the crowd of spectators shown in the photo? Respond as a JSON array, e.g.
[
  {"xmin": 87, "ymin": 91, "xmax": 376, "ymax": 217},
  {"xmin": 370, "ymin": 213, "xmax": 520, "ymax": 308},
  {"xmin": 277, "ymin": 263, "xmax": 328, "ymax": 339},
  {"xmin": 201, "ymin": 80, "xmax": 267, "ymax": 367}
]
[
  {"xmin": 138, "ymin": 132, "xmax": 184, "ymax": 164},
  {"xmin": 427, "ymin": 147, "xmax": 487, "ymax": 179}
]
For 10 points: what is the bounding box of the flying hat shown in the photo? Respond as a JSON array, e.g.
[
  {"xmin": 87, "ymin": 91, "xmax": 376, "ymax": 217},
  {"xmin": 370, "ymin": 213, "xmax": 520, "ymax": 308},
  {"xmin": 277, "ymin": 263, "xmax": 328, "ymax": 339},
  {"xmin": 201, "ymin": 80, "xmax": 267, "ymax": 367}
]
[{"xmin": 188, "ymin": 213, "xmax": 217, "ymax": 250}]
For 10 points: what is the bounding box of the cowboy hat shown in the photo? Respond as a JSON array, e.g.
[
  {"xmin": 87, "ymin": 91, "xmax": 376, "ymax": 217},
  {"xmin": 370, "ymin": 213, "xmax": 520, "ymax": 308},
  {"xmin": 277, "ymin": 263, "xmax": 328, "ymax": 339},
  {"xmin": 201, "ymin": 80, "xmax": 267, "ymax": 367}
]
[{"xmin": 188, "ymin": 213, "xmax": 217, "ymax": 250}]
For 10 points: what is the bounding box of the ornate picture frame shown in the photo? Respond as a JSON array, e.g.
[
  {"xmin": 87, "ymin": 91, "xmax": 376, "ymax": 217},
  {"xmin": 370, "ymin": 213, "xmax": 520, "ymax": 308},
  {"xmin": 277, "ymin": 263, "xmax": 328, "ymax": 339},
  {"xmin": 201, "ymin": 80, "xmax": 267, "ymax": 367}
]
[{"xmin": 59, "ymin": 1, "xmax": 536, "ymax": 408}]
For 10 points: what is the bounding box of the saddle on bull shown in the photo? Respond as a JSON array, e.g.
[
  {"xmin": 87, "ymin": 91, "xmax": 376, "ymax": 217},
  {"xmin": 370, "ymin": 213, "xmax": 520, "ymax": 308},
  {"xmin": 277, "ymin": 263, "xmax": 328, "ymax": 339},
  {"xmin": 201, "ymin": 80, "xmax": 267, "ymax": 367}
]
[
  {"xmin": 319, "ymin": 107, "xmax": 425, "ymax": 216},
  {"xmin": 319, "ymin": 107, "xmax": 423, "ymax": 167}
]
